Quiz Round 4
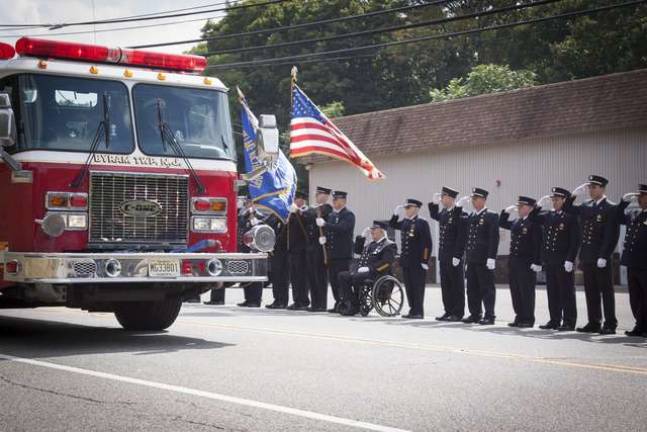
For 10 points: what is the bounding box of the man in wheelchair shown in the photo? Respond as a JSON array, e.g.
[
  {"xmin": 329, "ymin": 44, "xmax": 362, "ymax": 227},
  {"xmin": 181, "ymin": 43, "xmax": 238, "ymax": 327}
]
[{"xmin": 338, "ymin": 221, "xmax": 398, "ymax": 316}]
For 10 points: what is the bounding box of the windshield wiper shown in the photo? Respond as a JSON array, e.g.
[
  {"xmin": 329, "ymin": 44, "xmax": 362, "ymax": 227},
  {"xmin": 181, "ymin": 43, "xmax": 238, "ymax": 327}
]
[
  {"xmin": 70, "ymin": 93, "xmax": 110, "ymax": 188},
  {"xmin": 156, "ymin": 99, "xmax": 207, "ymax": 195}
]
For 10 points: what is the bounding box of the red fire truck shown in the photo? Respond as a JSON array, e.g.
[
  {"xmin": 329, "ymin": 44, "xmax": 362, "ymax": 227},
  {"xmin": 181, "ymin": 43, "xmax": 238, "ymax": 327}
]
[{"xmin": 0, "ymin": 38, "xmax": 276, "ymax": 330}]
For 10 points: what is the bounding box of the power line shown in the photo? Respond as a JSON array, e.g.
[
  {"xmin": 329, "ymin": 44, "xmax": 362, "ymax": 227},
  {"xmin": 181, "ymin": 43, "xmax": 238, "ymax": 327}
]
[
  {"xmin": 0, "ymin": 0, "xmax": 290, "ymax": 29},
  {"xmin": 130, "ymin": 0, "xmax": 452, "ymax": 49},
  {"xmin": 206, "ymin": 0, "xmax": 645, "ymax": 70},
  {"xmin": 202, "ymin": 0, "xmax": 561, "ymax": 57}
]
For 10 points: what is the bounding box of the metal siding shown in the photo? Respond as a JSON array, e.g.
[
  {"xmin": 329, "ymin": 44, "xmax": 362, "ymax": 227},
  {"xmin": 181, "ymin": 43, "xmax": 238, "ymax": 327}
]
[{"xmin": 309, "ymin": 128, "xmax": 647, "ymax": 255}]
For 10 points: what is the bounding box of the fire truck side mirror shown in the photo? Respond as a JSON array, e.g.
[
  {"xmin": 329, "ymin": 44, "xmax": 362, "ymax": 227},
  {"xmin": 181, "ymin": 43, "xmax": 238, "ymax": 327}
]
[
  {"xmin": 255, "ymin": 114, "xmax": 279, "ymax": 165},
  {"xmin": 0, "ymin": 93, "xmax": 16, "ymax": 147}
]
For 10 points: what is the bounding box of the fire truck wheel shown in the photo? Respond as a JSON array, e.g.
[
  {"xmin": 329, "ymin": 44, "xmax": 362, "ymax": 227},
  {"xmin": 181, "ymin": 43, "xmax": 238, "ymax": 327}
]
[{"xmin": 113, "ymin": 298, "xmax": 182, "ymax": 331}]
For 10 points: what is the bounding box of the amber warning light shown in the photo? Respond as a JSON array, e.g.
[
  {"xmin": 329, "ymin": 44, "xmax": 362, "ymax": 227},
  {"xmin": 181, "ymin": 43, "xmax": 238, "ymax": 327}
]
[{"xmin": 13, "ymin": 37, "xmax": 207, "ymax": 73}]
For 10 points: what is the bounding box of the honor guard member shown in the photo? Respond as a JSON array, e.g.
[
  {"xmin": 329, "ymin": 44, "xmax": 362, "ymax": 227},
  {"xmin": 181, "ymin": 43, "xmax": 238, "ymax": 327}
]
[
  {"xmin": 237, "ymin": 201, "xmax": 264, "ymax": 307},
  {"xmin": 304, "ymin": 186, "xmax": 333, "ymax": 312},
  {"xmin": 499, "ymin": 196, "xmax": 542, "ymax": 328},
  {"xmin": 533, "ymin": 187, "xmax": 580, "ymax": 331},
  {"xmin": 428, "ymin": 187, "xmax": 467, "ymax": 321},
  {"xmin": 287, "ymin": 192, "xmax": 310, "ymax": 310},
  {"xmin": 463, "ymin": 188, "xmax": 500, "ymax": 325},
  {"xmin": 338, "ymin": 221, "xmax": 398, "ymax": 316},
  {"xmin": 390, "ymin": 199, "xmax": 432, "ymax": 319},
  {"xmin": 264, "ymin": 212, "xmax": 289, "ymax": 309},
  {"xmin": 568, "ymin": 175, "xmax": 620, "ymax": 334},
  {"xmin": 617, "ymin": 184, "xmax": 647, "ymax": 337},
  {"xmin": 316, "ymin": 191, "xmax": 356, "ymax": 313}
]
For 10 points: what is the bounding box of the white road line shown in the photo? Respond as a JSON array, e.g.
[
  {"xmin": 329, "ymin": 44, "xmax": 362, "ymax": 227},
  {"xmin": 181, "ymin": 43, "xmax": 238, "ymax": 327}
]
[{"xmin": 0, "ymin": 353, "xmax": 410, "ymax": 432}]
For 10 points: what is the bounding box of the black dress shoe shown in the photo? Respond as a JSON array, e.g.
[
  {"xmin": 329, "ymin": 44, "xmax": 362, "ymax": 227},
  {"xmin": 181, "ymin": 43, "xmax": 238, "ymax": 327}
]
[
  {"xmin": 539, "ymin": 322, "xmax": 559, "ymax": 330},
  {"xmin": 557, "ymin": 324, "xmax": 575, "ymax": 331},
  {"xmin": 265, "ymin": 303, "xmax": 287, "ymax": 309},
  {"xmin": 403, "ymin": 314, "xmax": 423, "ymax": 319},
  {"xmin": 446, "ymin": 315, "xmax": 463, "ymax": 322},
  {"xmin": 576, "ymin": 322, "xmax": 601, "ymax": 333},
  {"xmin": 624, "ymin": 327, "xmax": 643, "ymax": 337},
  {"xmin": 435, "ymin": 313, "xmax": 450, "ymax": 321},
  {"xmin": 479, "ymin": 318, "xmax": 495, "ymax": 325},
  {"xmin": 462, "ymin": 315, "xmax": 481, "ymax": 324},
  {"xmin": 599, "ymin": 327, "xmax": 616, "ymax": 335},
  {"xmin": 307, "ymin": 307, "xmax": 326, "ymax": 312},
  {"xmin": 508, "ymin": 321, "xmax": 519, "ymax": 327},
  {"xmin": 517, "ymin": 322, "xmax": 534, "ymax": 328},
  {"xmin": 237, "ymin": 301, "xmax": 250, "ymax": 307},
  {"xmin": 246, "ymin": 302, "xmax": 261, "ymax": 308},
  {"xmin": 203, "ymin": 301, "xmax": 224, "ymax": 305}
]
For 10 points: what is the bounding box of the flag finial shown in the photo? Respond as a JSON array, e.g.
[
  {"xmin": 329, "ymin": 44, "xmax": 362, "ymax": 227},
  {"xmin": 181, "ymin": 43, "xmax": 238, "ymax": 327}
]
[
  {"xmin": 236, "ymin": 86, "xmax": 245, "ymax": 103},
  {"xmin": 291, "ymin": 66, "xmax": 298, "ymax": 85}
]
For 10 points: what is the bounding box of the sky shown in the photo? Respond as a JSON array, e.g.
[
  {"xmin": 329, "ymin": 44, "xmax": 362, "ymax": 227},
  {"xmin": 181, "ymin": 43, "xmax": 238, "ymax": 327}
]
[{"xmin": 0, "ymin": 0, "xmax": 225, "ymax": 54}]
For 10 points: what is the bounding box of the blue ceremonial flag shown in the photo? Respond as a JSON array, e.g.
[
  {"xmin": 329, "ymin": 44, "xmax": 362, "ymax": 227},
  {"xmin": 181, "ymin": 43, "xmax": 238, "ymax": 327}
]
[{"xmin": 238, "ymin": 88, "xmax": 297, "ymax": 222}]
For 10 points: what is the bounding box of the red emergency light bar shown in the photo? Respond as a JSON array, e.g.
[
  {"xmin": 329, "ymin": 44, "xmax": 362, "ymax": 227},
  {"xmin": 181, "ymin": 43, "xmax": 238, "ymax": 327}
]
[
  {"xmin": 14, "ymin": 37, "xmax": 207, "ymax": 73},
  {"xmin": 0, "ymin": 42, "xmax": 15, "ymax": 60}
]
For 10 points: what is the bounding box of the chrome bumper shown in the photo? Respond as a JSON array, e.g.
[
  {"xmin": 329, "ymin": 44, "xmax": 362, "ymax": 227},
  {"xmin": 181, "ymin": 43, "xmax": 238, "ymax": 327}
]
[{"xmin": 1, "ymin": 251, "xmax": 268, "ymax": 284}]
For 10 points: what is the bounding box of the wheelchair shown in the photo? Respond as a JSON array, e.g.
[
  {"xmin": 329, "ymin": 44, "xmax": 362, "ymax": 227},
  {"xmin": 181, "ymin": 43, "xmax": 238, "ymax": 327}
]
[{"xmin": 356, "ymin": 274, "xmax": 405, "ymax": 317}]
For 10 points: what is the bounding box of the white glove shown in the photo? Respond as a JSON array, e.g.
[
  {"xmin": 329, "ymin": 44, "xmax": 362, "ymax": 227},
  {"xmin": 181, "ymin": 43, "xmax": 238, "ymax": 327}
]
[
  {"xmin": 318, "ymin": 236, "xmax": 327, "ymax": 245},
  {"xmin": 432, "ymin": 192, "xmax": 441, "ymax": 204},
  {"xmin": 421, "ymin": 263, "xmax": 429, "ymax": 271},
  {"xmin": 564, "ymin": 261, "xmax": 574, "ymax": 273},
  {"xmin": 250, "ymin": 217, "xmax": 259, "ymax": 226},
  {"xmin": 597, "ymin": 258, "xmax": 607, "ymax": 269},
  {"xmin": 289, "ymin": 203, "xmax": 299, "ymax": 213},
  {"xmin": 622, "ymin": 192, "xmax": 639, "ymax": 202},
  {"xmin": 361, "ymin": 227, "xmax": 371, "ymax": 238},
  {"xmin": 316, "ymin": 217, "xmax": 325, "ymax": 227},
  {"xmin": 486, "ymin": 258, "xmax": 496, "ymax": 270},
  {"xmin": 357, "ymin": 266, "xmax": 369, "ymax": 273},
  {"xmin": 452, "ymin": 257, "xmax": 461, "ymax": 267},
  {"xmin": 572, "ymin": 183, "xmax": 589, "ymax": 196},
  {"xmin": 537, "ymin": 194, "xmax": 551, "ymax": 207},
  {"xmin": 505, "ymin": 205, "xmax": 517, "ymax": 213},
  {"xmin": 530, "ymin": 264, "xmax": 542, "ymax": 273},
  {"xmin": 393, "ymin": 205, "xmax": 404, "ymax": 215},
  {"xmin": 456, "ymin": 196, "xmax": 469, "ymax": 208}
]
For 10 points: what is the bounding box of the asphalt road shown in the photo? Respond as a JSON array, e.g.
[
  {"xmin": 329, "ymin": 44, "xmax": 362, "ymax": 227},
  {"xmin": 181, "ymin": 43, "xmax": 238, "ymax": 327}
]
[{"xmin": 1, "ymin": 286, "xmax": 645, "ymax": 432}]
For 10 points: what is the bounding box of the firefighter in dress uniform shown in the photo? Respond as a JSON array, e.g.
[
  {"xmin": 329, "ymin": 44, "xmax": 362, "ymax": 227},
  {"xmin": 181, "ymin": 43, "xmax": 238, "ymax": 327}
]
[
  {"xmin": 463, "ymin": 188, "xmax": 500, "ymax": 325},
  {"xmin": 567, "ymin": 175, "xmax": 620, "ymax": 335},
  {"xmin": 389, "ymin": 199, "xmax": 432, "ymax": 319},
  {"xmin": 264, "ymin": 212, "xmax": 289, "ymax": 309},
  {"xmin": 304, "ymin": 186, "xmax": 333, "ymax": 312},
  {"xmin": 499, "ymin": 196, "xmax": 543, "ymax": 328},
  {"xmin": 316, "ymin": 191, "xmax": 356, "ymax": 313},
  {"xmin": 617, "ymin": 184, "xmax": 647, "ymax": 337},
  {"xmin": 286, "ymin": 192, "xmax": 310, "ymax": 310},
  {"xmin": 428, "ymin": 187, "xmax": 467, "ymax": 321},
  {"xmin": 338, "ymin": 221, "xmax": 398, "ymax": 316},
  {"xmin": 533, "ymin": 187, "xmax": 580, "ymax": 331},
  {"xmin": 237, "ymin": 200, "xmax": 265, "ymax": 307}
]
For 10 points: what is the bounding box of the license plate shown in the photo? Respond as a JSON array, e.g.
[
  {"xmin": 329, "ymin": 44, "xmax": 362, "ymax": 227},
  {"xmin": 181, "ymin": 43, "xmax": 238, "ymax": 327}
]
[{"xmin": 149, "ymin": 260, "xmax": 180, "ymax": 277}]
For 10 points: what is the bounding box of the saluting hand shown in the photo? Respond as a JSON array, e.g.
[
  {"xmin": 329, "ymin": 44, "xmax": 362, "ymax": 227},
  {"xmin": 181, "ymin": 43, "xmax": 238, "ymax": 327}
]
[
  {"xmin": 432, "ymin": 192, "xmax": 441, "ymax": 205},
  {"xmin": 456, "ymin": 196, "xmax": 469, "ymax": 208},
  {"xmin": 622, "ymin": 192, "xmax": 639, "ymax": 202}
]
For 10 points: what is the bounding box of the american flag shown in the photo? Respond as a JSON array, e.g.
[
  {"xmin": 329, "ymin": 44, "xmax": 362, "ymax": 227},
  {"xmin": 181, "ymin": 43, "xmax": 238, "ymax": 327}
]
[{"xmin": 290, "ymin": 85, "xmax": 384, "ymax": 180}]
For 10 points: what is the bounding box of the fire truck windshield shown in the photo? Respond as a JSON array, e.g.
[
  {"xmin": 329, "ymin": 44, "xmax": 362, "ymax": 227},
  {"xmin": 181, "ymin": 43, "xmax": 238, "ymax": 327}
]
[
  {"xmin": 2, "ymin": 74, "xmax": 134, "ymax": 154},
  {"xmin": 133, "ymin": 84, "xmax": 235, "ymax": 161}
]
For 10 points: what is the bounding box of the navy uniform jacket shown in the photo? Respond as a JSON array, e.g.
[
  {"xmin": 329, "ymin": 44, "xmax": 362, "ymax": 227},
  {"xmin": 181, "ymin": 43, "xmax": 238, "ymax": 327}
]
[
  {"xmin": 465, "ymin": 209, "xmax": 500, "ymax": 264},
  {"xmin": 264, "ymin": 214, "xmax": 287, "ymax": 254},
  {"xmin": 286, "ymin": 210, "xmax": 308, "ymax": 253},
  {"xmin": 353, "ymin": 236, "xmax": 398, "ymax": 276},
  {"xmin": 388, "ymin": 215, "xmax": 432, "ymax": 268},
  {"xmin": 566, "ymin": 197, "xmax": 619, "ymax": 264},
  {"xmin": 617, "ymin": 201, "xmax": 647, "ymax": 270},
  {"xmin": 324, "ymin": 207, "xmax": 356, "ymax": 260},
  {"xmin": 499, "ymin": 211, "xmax": 542, "ymax": 265},
  {"xmin": 303, "ymin": 203, "xmax": 333, "ymax": 250},
  {"xmin": 428, "ymin": 203, "xmax": 467, "ymax": 262},
  {"xmin": 532, "ymin": 207, "xmax": 580, "ymax": 266}
]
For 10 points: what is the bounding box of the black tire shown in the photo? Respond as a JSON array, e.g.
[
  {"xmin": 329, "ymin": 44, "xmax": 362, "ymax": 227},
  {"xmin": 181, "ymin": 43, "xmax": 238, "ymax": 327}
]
[
  {"xmin": 114, "ymin": 298, "xmax": 182, "ymax": 331},
  {"xmin": 372, "ymin": 275, "xmax": 404, "ymax": 317}
]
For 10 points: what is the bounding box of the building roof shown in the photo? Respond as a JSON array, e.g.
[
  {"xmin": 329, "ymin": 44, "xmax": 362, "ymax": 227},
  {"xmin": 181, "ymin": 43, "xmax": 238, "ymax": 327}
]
[{"xmin": 324, "ymin": 68, "xmax": 647, "ymax": 159}]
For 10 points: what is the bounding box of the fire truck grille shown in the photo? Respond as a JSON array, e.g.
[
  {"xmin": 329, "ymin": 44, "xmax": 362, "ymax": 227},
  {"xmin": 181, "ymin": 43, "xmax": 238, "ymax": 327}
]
[
  {"xmin": 89, "ymin": 172, "xmax": 189, "ymax": 245},
  {"xmin": 226, "ymin": 260, "xmax": 249, "ymax": 275}
]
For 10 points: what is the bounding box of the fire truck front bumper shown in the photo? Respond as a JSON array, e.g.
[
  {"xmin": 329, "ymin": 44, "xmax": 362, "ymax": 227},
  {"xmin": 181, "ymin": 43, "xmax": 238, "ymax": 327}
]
[{"xmin": 1, "ymin": 252, "xmax": 268, "ymax": 284}]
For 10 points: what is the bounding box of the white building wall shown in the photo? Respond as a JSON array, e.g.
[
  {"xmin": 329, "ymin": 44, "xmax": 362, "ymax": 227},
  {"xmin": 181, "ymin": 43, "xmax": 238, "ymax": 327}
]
[{"xmin": 308, "ymin": 128, "xmax": 647, "ymax": 257}]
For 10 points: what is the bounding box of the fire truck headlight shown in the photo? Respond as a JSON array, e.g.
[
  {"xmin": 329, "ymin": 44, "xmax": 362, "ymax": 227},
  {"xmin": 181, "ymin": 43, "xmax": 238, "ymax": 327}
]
[
  {"xmin": 40, "ymin": 213, "xmax": 66, "ymax": 238},
  {"xmin": 67, "ymin": 214, "xmax": 88, "ymax": 230},
  {"xmin": 192, "ymin": 216, "xmax": 227, "ymax": 233}
]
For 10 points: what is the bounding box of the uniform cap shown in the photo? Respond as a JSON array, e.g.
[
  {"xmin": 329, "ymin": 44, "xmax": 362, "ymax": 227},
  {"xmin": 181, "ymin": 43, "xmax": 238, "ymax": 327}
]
[
  {"xmin": 471, "ymin": 187, "xmax": 489, "ymax": 198},
  {"xmin": 639, "ymin": 184, "xmax": 647, "ymax": 195},
  {"xmin": 371, "ymin": 220, "xmax": 389, "ymax": 230},
  {"xmin": 588, "ymin": 175, "xmax": 609, "ymax": 187},
  {"xmin": 551, "ymin": 187, "xmax": 571, "ymax": 198},
  {"xmin": 517, "ymin": 195, "xmax": 536, "ymax": 206},
  {"xmin": 316, "ymin": 186, "xmax": 332, "ymax": 194},
  {"xmin": 441, "ymin": 186, "xmax": 459, "ymax": 198},
  {"xmin": 332, "ymin": 190, "xmax": 348, "ymax": 199},
  {"xmin": 404, "ymin": 198, "xmax": 422, "ymax": 208}
]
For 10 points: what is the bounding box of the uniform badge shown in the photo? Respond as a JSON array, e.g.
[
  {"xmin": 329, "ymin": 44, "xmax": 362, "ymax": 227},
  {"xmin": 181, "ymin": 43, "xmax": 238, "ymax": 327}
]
[
  {"xmin": 643, "ymin": 220, "xmax": 647, "ymax": 226},
  {"xmin": 559, "ymin": 223, "xmax": 564, "ymax": 230},
  {"xmin": 522, "ymin": 227, "xmax": 528, "ymax": 234},
  {"xmin": 479, "ymin": 218, "xmax": 484, "ymax": 225},
  {"xmin": 596, "ymin": 214, "xmax": 602, "ymax": 222}
]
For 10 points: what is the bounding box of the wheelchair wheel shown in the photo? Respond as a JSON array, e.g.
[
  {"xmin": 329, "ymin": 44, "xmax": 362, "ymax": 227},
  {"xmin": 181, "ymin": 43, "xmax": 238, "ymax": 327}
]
[
  {"xmin": 359, "ymin": 285, "xmax": 373, "ymax": 317},
  {"xmin": 371, "ymin": 275, "xmax": 404, "ymax": 317}
]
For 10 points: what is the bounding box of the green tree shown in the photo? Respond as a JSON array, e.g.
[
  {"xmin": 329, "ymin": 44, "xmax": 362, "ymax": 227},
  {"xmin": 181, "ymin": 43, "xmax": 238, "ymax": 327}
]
[{"xmin": 429, "ymin": 64, "xmax": 537, "ymax": 101}]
